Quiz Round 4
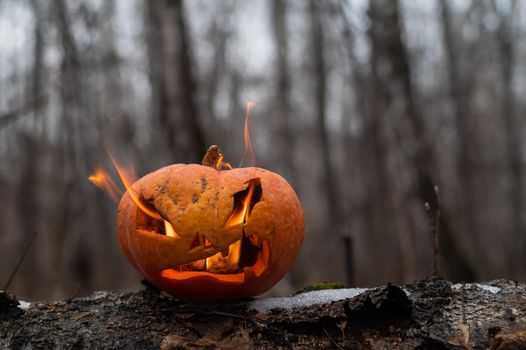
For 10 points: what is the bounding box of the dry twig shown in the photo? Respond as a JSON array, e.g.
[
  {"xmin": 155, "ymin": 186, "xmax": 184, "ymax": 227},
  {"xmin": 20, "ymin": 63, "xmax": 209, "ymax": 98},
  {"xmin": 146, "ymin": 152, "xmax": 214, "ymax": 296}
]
[{"xmin": 3, "ymin": 231, "xmax": 38, "ymax": 291}]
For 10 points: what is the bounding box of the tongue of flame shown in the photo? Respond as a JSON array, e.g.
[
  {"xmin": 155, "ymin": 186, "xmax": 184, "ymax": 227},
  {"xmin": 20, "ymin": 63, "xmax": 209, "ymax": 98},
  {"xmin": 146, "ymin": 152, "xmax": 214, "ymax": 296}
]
[
  {"xmin": 109, "ymin": 155, "xmax": 163, "ymax": 222},
  {"xmin": 241, "ymin": 100, "xmax": 256, "ymax": 167},
  {"xmin": 225, "ymin": 180, "xmax": 256, "ymax": 227},
  {"xmin": 88, "ymin": 167, "xmax": 122, "ymax": 202},
  {"xmin": 89, "ymin": 154, "xmax": 176, "ymax": 236}
]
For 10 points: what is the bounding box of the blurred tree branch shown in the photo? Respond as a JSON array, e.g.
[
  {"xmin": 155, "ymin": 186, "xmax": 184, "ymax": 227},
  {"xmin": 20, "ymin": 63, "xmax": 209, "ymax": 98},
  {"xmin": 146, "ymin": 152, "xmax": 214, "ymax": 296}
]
[{"xmin": 0, "ymin": 97, "xmax": 44, "ymax": 129}]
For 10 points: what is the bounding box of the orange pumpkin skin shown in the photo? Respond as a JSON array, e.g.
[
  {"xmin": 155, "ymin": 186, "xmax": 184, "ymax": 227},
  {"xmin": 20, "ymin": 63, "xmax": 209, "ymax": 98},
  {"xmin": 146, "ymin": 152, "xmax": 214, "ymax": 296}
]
[{"xmin": 116, "ymin": 164, "xmax": 304, "ymax": 302}]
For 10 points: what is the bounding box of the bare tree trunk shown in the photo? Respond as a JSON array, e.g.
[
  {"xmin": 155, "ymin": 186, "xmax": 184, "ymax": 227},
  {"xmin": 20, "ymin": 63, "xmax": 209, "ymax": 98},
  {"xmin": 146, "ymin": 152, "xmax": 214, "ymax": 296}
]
[
  {"xmin": 13, "ymin": 0, "xmax": 47, "ymax": 290},
  {"xmin": 339, "ymin": 2, "xmax": 373, "ymax": 286},
  {"xmin": 99, "ymin": 0, "xmax": 123, "ymax": 146},
  {"xmin": 367, "ymin": 0, "xmax": 420, "ymax": 282},
  {"xmin": 145, "ymin": 0, "xmax": 166, "ymax": 166},
  {"xmin": 366, "ymin": 8, "xmax": 403, "ymax": 282},
  {"xmin": 438, "ymin": 0, "xmax": 482, "ymax": 278},
  {"xmin": 308, "ymin": 1, "xmax": 343, "ymax": 252},
  {"xmin": 226, "ymin": 69, "xmax": 242, "ymax": 161},
  {"xmin": 146, "ymin": 0, "xmax": 206, "ymax": 164},
  {"xmin": 271, "ymin": 0, "xmax": 295, "ymax": 183},
  {"xmin": 173, "ymin": 0, "xmax": 206, "ymax": 159},
  {"xmin": 53, "ymin": 0, "xmax": 93, "ymax": 295},
  {"xmin": 369, "ymin": 0, "xmax": 476, "ymax": 281},
  {"xmin": 492, "ymin": 0, "xmax": 524, "ymax": 275},
  {"xmin": 93, "ymin": 0, "xmax": 133, "ymax": 289},
  {"xmin": 28, "ymin": 0, "xmax": 45, "ymax": 130},
  {"xmin": 205, "ymin": 4, "xmax": 232, "ymax": 129}
]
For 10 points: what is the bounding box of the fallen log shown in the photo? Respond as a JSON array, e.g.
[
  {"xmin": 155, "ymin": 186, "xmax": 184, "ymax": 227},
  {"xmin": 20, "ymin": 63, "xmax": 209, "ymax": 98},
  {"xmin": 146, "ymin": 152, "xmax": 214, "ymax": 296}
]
[{"xmin": 1, "ymin": 278, "xmax": 525, "ymax": 349}]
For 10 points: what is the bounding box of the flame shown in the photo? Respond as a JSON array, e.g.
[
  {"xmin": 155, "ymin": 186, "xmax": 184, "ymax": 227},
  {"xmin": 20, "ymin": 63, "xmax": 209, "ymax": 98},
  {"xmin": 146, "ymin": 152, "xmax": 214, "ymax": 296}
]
[
  {"xmin": 240, "ymin": 100, "xmax": 256, "ymax": 167},
  {"xmin": 225, "ymin": 180, "xmax": 256, "ymax": 227},
  {"xmin": 89, "ymin": 154, "xmax": 177, "ymax": 236},
  {"xmin": 88, "ymin": 167, "xmax": 122, "ymax": 202},
  {"xmin": 205, "ymin": 240, "xmax": 242, "ymax": 273},
  {"xmin": 109, "ymin": 155, "xmax": 163, "ymax": 221}
]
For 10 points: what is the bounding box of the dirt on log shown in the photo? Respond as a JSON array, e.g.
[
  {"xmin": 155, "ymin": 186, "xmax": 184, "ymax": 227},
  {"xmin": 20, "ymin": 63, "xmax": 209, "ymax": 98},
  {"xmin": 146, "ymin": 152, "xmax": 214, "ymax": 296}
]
[{"xmin": 1, "ymin": 278, "xmax": 526, "ymax": 349}]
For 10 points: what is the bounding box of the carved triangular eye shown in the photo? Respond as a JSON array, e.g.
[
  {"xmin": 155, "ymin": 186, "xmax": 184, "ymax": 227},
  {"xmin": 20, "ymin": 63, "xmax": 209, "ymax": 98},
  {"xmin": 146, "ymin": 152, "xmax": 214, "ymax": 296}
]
[
  {"xmin": 190, "ymin": 233, "xmax": 200, "ymax": 248},
  {"xmin": 224, "ymin": 178, "xmax": 262, "ymax": 228}
]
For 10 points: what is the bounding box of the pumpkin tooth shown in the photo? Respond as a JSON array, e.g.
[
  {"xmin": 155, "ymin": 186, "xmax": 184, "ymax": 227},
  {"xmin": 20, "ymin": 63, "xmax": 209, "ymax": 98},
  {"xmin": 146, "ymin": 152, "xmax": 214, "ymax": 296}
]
[
  {"xmin": 221, "ymin": 249, "xmax": 229, "ymax": 257},
  {"xmin": 190, "ymin": 233, "xmax": 201, "ymax": 248}
]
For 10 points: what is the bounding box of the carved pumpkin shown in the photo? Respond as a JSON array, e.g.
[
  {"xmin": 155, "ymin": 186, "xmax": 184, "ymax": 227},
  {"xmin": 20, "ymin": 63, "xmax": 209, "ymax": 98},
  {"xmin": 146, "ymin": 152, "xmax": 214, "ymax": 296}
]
[{"xmin": 116, "ymin": 146, "xmax": 304, "ymax": 301}]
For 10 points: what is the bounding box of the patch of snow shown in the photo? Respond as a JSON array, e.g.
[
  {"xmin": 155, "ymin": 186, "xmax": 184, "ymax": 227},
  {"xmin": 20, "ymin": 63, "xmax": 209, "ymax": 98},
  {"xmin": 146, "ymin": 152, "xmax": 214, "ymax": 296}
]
[
  {"xmin": 89, "ymin": 291, "xmax": 112, "ymax": 300},
  {"xmin": 17, "ymin": 300, "xmax": 31, "ymax": 310},
  {"xmin": 474, "ymin": 283, "xmax": 501, "ymax": 294},
  {"xmin": 452, "ymin": 283, "xmax": 501, "ymax": 294},
  {"xmin": 249, "ymin": 288, "xmax": 368, "ymax": 313}
]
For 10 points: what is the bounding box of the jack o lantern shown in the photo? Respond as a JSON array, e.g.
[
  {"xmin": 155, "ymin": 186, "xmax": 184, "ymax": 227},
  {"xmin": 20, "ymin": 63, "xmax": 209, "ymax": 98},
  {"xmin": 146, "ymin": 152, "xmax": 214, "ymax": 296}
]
[{"xmin": 116, "ymin": 146, "xmax": 304, "ymax": 301}]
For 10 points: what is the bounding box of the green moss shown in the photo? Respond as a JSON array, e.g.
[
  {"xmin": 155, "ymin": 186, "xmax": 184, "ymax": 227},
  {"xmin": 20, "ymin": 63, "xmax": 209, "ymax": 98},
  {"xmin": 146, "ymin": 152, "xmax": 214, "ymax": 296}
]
[{"xmin": 294, "ymin": 282, "xmax": 346, "ymax": 295}]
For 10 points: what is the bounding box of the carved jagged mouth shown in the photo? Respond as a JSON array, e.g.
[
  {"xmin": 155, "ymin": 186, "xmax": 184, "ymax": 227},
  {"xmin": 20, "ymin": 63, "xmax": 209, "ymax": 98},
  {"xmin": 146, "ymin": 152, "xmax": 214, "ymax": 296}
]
[
  {"xmin": 177, "ymin": 232, "xmax": 262, "ymax": 274},
  {"xmin": 135, "ymin": 179, "xmax": 264, "ymax": 274},
  {"xmin": 160, "ymin": 239, "xmax": 270, "ymax": 283}
]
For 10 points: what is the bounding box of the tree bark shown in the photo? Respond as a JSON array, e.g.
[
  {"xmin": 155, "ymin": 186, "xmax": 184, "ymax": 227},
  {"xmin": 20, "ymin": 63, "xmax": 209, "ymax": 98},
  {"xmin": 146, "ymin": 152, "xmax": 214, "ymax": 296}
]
[{"xmin": 1, "ymin": 279, "xmax": 525, "ymax": 349}]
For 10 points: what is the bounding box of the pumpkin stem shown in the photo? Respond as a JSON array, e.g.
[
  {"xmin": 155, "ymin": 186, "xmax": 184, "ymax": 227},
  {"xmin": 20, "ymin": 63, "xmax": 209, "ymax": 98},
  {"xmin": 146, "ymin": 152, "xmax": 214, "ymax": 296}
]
[{"xmin": 202, "ymin": 145, "xmax": 224, "ymax": 170}]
